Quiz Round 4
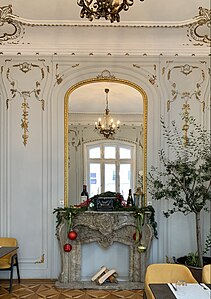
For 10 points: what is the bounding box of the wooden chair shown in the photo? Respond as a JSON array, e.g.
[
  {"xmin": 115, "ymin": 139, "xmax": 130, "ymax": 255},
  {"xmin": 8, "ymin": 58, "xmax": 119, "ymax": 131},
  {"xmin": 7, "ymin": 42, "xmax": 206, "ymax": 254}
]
[
  {"xmin": 144, "ymin": 263, "xmax": 197, "ymax": 299},
  {"xmin": 0, "ymin": 237, "xmax": 20, "ymax": 292},
  {"xmin": 202, "ymin": 264, "xmax": 211, "ymax": 284}
]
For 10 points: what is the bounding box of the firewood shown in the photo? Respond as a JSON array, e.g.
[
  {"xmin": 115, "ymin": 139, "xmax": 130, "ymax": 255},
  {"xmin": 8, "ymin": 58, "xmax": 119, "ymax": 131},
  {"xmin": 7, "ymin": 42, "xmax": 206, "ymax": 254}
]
[
  {"xmin": 91, "ymin": 266, "xmax": 108, "ymax": 282},
  {"xmin": 98, "ymin": 269, "xmax": 117, "ymax": 285}
]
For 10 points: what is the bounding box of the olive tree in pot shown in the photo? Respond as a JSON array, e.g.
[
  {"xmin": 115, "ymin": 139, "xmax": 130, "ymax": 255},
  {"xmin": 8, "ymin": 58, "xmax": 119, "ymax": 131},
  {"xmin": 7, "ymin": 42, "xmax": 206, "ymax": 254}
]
[{"xmin": 148, "ymin": 113, "xmax": 211, "ymax": 270}]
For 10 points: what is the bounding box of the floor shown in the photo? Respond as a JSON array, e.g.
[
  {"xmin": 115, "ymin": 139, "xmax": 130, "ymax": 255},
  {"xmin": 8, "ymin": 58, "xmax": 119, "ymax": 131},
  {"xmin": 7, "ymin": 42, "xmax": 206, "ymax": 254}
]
[{"xmin": 0, "ymin": 280, "xmax": 144, "ymax": 299}]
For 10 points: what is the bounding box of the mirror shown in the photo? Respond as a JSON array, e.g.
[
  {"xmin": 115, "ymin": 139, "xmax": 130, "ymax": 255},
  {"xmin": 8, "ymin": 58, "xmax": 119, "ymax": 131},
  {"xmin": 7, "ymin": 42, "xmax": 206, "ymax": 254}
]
[{"xmin": 64, "ymin": 76, "xmax": 147, "ymax": 207}]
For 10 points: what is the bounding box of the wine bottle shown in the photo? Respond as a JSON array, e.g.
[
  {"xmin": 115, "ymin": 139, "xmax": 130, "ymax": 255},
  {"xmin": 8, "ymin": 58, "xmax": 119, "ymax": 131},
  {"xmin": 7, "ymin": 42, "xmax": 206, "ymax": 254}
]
[
  {"xmin": 127, "ymin": 189, "xmax": 134, "ymax": 207},
  {"xmin": 81, "ymin": 184, "xmax": 89, "ymax": 202}
]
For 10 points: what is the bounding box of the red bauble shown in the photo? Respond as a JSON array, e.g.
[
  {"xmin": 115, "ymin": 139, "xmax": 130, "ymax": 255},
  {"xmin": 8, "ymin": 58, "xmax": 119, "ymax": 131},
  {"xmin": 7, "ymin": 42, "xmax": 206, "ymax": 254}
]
[
  {"xmin": 133, "ymin": 232, "xmax": 142, "ymax": 241},
  {"xmin": 68, "ymin": 230, "xmax": 77, "ymax": 240},
  {"xmin": 63, "ymin": 243, "xmax": 72, "ymax": 252}
]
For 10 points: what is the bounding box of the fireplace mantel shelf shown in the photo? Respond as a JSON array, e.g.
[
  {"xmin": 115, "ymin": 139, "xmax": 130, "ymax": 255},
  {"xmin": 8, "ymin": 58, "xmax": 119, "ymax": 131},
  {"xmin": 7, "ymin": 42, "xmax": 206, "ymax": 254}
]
[{"xmin": 56, "ymin": 210, "xmax": 153, "ymax": 289}]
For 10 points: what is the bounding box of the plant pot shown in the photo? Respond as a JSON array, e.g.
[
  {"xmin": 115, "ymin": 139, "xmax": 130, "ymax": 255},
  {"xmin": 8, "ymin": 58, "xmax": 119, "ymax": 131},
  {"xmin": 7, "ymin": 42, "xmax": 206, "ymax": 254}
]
[
  {"xmin": 187, "ymin": 265, "xmax": 202, "ymax": 283},
  {"xmin": 203, "ymin": 256, "xmax": 211, "ymax": 265},
  {"xmin": 176, "ymin": 255, "xmax": 211, "ymax": 283}
]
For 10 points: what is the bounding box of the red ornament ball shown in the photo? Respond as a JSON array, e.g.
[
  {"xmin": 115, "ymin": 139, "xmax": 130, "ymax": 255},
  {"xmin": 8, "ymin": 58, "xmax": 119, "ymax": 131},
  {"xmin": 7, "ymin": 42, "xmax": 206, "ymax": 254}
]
[
  {"xmin": 68, "ymin": 230, "xmax": 77, "ymax": 240},
  {"xmin": 133, "ymin": 232, "xmax": 142, "ymax": 241},
  {"xmin": 63, "ymin": 243, "xmax": 72, "ymax": 252}
]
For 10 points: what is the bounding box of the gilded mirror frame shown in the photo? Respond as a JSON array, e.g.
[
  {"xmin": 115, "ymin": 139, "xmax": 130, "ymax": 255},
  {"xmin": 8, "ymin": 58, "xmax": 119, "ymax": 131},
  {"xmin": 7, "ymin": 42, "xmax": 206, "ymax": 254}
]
[{"xmin": 64, "ymin": 77, "xmax": 148, "ymax": 207}]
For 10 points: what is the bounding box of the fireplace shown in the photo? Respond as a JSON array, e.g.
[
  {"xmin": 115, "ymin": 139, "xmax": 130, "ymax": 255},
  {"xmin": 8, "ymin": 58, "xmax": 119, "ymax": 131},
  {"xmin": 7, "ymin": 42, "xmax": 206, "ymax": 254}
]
[
  {"xmin": 56, "ymin": 211, "xmax": 153, "ymax": 289},
  {"xmin": 81, "ymin": 242, "xmax": 130, "ymax": 280}
]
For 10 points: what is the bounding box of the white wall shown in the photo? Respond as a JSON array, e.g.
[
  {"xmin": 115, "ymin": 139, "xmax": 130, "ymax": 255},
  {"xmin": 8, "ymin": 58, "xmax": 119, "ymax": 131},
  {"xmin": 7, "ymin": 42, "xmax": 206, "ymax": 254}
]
[{"xmin": 0, "ymin": 54, "xmax": 210, "ymax": 279}]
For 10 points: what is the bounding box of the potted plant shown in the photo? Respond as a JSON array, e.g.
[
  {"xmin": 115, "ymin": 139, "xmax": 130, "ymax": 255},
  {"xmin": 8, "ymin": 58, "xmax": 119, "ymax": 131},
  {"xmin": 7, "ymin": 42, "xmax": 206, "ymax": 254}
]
[{"xmin": 148, "ymin": 113, "xmax": 211, "ymax": 272}]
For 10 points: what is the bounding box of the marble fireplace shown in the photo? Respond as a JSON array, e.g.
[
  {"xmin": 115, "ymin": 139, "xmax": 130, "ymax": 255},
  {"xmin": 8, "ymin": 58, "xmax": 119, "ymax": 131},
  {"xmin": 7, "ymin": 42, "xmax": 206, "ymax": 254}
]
[{"xmin": 56, "ymin": 211, "xmax": 154, "ymax": 289}]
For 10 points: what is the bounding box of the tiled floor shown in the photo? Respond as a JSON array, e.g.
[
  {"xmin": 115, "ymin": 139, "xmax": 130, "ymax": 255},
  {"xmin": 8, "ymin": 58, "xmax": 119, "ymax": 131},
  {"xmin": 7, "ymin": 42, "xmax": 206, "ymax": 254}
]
[{"xmin": 0, "ymin": 280, "xmax": 144, "ymax": 299}]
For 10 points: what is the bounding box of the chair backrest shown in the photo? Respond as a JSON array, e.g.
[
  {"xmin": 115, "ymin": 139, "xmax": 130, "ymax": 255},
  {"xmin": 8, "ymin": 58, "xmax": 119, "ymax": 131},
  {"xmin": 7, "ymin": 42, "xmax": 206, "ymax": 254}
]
[
  {"xmin": 202, "ymin": 264, "xmax": 211, "ymax": 284},
  {"xmin": 0, "ymin": 238, "xmax": 17, "ymax": 247},
  {"xmin": 145, "ymin": 263, "xmax": 197, "ymax": 299},
  {"xmin": 0, "ymin": 238, "xmax": 18, "ymax": 266}
]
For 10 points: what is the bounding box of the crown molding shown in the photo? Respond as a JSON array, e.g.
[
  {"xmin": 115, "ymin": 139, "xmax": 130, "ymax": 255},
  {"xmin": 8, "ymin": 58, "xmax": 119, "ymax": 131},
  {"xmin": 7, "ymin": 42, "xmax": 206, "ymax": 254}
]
[{"xmin": 1, "ymin": 5, "xmax": 210, "ymax": 52}]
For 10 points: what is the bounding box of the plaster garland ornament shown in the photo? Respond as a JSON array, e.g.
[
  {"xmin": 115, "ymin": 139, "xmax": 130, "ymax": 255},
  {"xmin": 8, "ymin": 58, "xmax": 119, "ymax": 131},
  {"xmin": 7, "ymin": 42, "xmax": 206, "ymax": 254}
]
[
  {"xmin": 164, "ymin": 63, "xmax": 206, "ymax": 113},
  {"xmin": 4, "ymin": 60, "xmax": 49, "ymax": 146},
  {"xmin": 181, "ymin": 102, "xmax": 191, "ymax": 147},
  {"xmin": 68, "ymin": 129, "xmax": 81, "ymax": 150},
  {"xmin": 162, "ymin": 61, "xmax": 209, "ymax": 144},
  {"xmin": 55, "ymin": 63, "xmax": 80, "ymax": 86},
  {"xmin": 133, "ymin": 64, "xmax": 158, "ymax": 87}
]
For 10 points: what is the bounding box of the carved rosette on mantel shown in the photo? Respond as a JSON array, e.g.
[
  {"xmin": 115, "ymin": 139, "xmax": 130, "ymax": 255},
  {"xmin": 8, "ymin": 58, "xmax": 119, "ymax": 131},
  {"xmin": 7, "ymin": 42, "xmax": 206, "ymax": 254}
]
[{"xmin": 56, "ymin": 211, "xmax": 154, "ymax": 289}]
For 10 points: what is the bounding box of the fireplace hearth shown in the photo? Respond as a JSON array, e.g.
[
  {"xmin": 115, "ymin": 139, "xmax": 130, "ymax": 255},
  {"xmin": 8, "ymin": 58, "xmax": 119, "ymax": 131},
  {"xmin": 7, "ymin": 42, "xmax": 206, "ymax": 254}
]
[{"xmin": 56, "ymin": 211, "xmax": 154, "ymax": 289}]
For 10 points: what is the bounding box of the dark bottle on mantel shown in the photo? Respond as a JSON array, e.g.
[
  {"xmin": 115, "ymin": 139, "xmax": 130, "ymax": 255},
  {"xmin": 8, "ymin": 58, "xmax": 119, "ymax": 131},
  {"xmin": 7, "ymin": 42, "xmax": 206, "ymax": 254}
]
[
  {"xmin": 127, "ymin": 189, "xmax": 134, "ymax": 207},
  {"xmin": 81, "ymin": 184, "xmax": 89, "ymax": 202}
]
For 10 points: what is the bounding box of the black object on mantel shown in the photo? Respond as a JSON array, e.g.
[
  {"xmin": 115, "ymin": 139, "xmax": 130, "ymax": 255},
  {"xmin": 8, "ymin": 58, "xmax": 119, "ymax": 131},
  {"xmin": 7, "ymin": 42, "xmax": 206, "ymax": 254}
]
[
  {"xmin": 96, "ymin": 197, "xmax": 116, "ymax": 211},
  {"xmin": 127, "ymin": 189, "xmax": 134, "ymax": 207},
  {"xmin": 81, "ymin": 185, "xmax": 89, "ymax": 202}
]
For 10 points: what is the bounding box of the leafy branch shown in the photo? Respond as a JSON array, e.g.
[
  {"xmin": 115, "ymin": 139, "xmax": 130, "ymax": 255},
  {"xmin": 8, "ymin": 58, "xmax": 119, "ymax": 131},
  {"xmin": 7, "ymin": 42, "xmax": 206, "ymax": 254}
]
[{"xmin": 148, "ymin": 114, "xmax": 211, "ymax": 267}]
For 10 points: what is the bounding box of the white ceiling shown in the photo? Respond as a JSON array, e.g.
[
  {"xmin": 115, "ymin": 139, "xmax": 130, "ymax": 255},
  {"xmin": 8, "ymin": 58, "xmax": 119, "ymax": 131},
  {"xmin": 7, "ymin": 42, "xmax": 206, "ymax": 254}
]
[
  {"xmin": 1, "ymin": 0, "xmax": 209, "ymax": 23},
  {"xmin": 69, "ymin": 82, "xmax": 143, "ymax": 114}
]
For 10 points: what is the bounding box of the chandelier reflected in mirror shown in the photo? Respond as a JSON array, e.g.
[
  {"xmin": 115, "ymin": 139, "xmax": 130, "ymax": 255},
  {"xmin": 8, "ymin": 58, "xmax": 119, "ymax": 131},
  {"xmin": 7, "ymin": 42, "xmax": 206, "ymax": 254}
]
[
  {"xmin": 95, "ymin": 88, "xmax": 120, "ymax": 139},
  {"xmin": 77, "ymin": 0, "xmax": 144, "ymax": 23}
]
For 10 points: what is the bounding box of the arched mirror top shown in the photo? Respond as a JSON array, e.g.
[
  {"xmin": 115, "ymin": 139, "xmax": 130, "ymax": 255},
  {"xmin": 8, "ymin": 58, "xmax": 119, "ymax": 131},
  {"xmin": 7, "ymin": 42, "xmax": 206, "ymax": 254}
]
[
  {"xmin": 64, "ymin": 76, "xmax": 148, "ymax": 207},
  {"xmin": 69, "ymin": 82, "xmax": 143, "ymax": 114}
]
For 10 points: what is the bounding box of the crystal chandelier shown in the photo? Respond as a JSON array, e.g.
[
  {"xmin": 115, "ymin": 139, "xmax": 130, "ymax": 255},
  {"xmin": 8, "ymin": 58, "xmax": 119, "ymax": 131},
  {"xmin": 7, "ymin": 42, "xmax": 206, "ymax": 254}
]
[
  {"xmin": 95, "ymin": 88, "xmax": 120, "ymax": 139},
  {"xmin": 77, "ymin": 0, "xmax": 144, "ymax": 23}
]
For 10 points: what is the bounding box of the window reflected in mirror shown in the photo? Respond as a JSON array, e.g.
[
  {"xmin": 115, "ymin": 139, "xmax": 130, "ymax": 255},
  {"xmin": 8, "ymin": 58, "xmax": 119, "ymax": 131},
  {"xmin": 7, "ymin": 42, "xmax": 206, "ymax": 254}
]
[{"xmin": 86, "ymin": 142, "xmax": 134, "ymax": 198}]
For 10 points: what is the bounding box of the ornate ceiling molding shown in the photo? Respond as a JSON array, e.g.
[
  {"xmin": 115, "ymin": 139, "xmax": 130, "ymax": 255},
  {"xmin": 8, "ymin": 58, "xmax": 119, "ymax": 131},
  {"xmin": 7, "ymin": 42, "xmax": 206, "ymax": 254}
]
[
  {"xmin": 0, "ymin": 4, "xmax": 209, "ymax": 29},
  {"xmin": 0, "ymin": 5, "xmax": 210, "ymax": 47},
  {"xmin": 188, "ymin": 7, "xmax": 211, "ymax": 46},
  {"xmin": 0, "ymin": 5, "xmax": 24, "ymax": 43}
]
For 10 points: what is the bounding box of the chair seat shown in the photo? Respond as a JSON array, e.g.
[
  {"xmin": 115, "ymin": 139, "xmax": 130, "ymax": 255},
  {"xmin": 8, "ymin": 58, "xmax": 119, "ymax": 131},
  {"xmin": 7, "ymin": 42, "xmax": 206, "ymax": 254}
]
[{"xmin": 0, "ymin": 258, "xmax": 12, "ymax": 268}]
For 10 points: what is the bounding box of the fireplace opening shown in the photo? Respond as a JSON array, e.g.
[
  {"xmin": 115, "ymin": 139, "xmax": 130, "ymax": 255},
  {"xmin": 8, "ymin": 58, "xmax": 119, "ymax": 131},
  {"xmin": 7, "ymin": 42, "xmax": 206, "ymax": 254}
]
[{"xmin": 81, "ymin": 242, "xmax": 129, "ymax": 281}]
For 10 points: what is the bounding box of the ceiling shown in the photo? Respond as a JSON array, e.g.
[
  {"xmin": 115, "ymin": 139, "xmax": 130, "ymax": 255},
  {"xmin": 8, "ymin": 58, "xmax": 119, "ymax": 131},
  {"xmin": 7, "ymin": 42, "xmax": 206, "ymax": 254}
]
[
  {"xmin": 1, "ymin": 0, "xmax": 209, "ymax": 23},
  {"xmin": 69, "ymin": 82, "xmax": 143, "ymax": 115}
]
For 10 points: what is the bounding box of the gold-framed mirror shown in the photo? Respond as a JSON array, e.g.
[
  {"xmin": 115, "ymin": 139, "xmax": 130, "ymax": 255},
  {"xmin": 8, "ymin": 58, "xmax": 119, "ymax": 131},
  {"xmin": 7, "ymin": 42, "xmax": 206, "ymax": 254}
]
[{"xmin": 64, "ymin": 75, "xmax": 148, "ymax": 207}]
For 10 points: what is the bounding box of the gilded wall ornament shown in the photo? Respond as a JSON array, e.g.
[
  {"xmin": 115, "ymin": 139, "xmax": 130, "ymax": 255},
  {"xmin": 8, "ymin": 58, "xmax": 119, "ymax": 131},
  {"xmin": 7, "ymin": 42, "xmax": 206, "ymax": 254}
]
[
  {"xmin": 165, "ymin": 63, "xmax": 205, "ymax": 112},
  {"xmin": 3, "ymin": 60, "xmax": 49, "ymax": 146},
  {"xmin": 0, "ymin": 5, "xmax": 24, "ymax": 43},
  {"xmin": 133, "ymin": 64, "xmax": 158, "ymax": 87},
  {"xmin": 68, "ymin": 128, "xmax": 81, "ymax": 150},
  {"xmin": 96, "ymin": 70, "xmax": 116, "ymax": 80},
  {"xmin": 55, "ymin": 63, "xmax": 80, "ymax": 86},
  {"xmin": 34, "ymin": 254, "xmax": 45, "ymax": 264},
  {"xmin": 163, "ymin": 61, "xmax": 209, "ymax": 145},
  {"xmin": 188, "ymin": 7, "xmax": 211, "ymax": 46},
  {"xmin": 182, "ymin": 103, "xmax": 191, "ymax": 146}
]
